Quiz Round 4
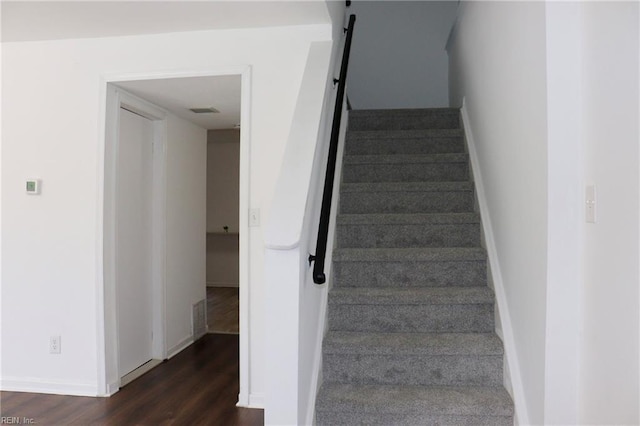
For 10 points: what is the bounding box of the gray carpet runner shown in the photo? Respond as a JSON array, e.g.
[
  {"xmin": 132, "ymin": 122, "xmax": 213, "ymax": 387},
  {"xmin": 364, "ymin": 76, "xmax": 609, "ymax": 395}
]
[{"xmin": 315, "ymin": 108, "xmax": 514, "ymax": 426}]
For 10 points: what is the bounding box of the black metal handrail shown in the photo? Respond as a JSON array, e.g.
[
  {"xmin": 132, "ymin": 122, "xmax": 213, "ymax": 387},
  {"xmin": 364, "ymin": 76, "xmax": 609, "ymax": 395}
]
[{"xmin": 309, "ymin": 14, "xmax": 356, "ymax": 285}]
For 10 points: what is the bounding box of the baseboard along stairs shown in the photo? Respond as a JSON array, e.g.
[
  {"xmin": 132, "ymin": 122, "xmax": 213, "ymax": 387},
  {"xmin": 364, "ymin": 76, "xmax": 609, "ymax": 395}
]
[{"xmin": 315, "ymin": 108, "xmax": 515, "ymax": 425}]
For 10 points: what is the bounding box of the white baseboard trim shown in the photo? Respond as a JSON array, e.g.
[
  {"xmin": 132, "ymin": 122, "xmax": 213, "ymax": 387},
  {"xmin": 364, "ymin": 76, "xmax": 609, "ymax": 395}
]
[
  {"xmin": 248, "ymin": 392, "xmax": 265, "ymax": 408},
  {"xmin": 119, "ymin": 359, "xmax": 162, "ymax": 387},
  {"xmin": 236, "ymin": 392, "xmax": 264, "ymax": 409},
  {"xmin": 460, "ymin": 100, "xmax": 530, "ymax": 426},
  {"xmin": 206, "ymin": 281, "xmax": 239, "ymax": 288},
  {"xmin": 166, "ymin": 335, "xmax": 193, "ymax": 359},
  {"xmin": 0, "ymin": 377, "xmax": 98, "ymax": 396},
  {"xmin": 105, "ymin": 380, "xmax": 119, "ymax": 396},
  {"xmin": 305, "ymin": 288, "xmax": 329, "ymax": 426}
]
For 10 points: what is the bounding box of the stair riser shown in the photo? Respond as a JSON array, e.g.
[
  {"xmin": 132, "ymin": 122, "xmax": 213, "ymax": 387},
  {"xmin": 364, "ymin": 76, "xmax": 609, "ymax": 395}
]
[
  {"xmin": 346, "ymin": 137, "xmax": 464, "ymax": 155},
  {"xmin": 316, "ymin": 412, "xmax": 512, "ymax": 426},
  {"xmin": 333, "ymin": 260, "xmax": 486, "ymax": 287},
  {"xmin": 323, "ymin": 354, "xmax": 503, "ymax": 387},
  {"xmin": 340, "ymin": 191, "xmax": 474, "ymax": 214},
  {"xmin": 328, "ymin": 304, "xmax": 494, "ymax": 333},
  {"xmin": 349, "ymin": 114, "xmax": 460, "ymax": 131},
  {"xmin": 337, "ymin": 223, "xmax": 480, "ymax": 248},
  {"xmin": 342, "ymin": 162, "xmax": 468, "ymax": 183}
]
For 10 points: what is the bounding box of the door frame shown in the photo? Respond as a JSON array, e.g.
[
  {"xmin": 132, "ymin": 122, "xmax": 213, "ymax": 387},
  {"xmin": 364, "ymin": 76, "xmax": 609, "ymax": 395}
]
[
  {"xmin": 103, "ymin": 86, "xmax": 168, "ymax": 393},
  {"xmin": 96, "ymin": 67, "xmax": 252, "ymax": 403},
  {"xmin": 114, "ymin": 97, "xmax": 165, "ymax": 379}
]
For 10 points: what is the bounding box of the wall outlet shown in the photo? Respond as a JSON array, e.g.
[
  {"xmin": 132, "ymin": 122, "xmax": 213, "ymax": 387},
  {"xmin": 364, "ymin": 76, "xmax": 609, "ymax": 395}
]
[{"xmin": 50, "ymin": 336, "xmax": 61, "ymax": 354}]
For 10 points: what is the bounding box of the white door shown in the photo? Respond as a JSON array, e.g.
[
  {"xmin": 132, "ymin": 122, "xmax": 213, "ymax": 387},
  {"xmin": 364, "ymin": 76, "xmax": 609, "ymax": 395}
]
[{"xmin": 116, "ymin": 107, "xmax": 154, "ymax": 378}]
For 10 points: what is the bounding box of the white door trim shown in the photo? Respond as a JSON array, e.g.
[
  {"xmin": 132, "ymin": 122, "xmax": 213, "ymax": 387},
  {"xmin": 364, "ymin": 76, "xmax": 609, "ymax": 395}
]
[
  {"xmin": 103, "ymin": 86, "xmax": 168, "ymax": 393},
  {"xmin": 96, "ymin": 67, "xmax": 252, "ymax": 404}
]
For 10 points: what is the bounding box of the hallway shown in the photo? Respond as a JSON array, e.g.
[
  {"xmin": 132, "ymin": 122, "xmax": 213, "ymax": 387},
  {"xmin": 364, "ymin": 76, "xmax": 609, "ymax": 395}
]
[{"xmin": 0, "ymin": 334, "xmax": 262, "ymax": 425}]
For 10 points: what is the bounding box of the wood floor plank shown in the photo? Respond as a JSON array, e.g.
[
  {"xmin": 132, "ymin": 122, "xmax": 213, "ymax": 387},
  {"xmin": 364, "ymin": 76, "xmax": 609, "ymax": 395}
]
[
  {"xmin": 0, "ymin": 334, "xmax": 262, "ymax": 426},
  {"xmin": 207, "ymin": 287, "xmax": 239, "ymax": 334}
]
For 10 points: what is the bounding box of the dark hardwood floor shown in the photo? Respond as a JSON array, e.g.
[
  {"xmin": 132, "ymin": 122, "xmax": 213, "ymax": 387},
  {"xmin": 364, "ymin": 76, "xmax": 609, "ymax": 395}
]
[
  {"xmin": 0, "ymin": 334, "xmax": 263, "ymax": 425},
  {"xmin": 207, "ymin": 287, "xmax": 239, "ymax": 334}
]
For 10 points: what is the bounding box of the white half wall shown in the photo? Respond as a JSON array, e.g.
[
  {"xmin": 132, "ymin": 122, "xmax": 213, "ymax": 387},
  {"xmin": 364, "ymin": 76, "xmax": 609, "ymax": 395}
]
[
  {"xmin": 0, "ymin": 23, "xmax": 333, "ymax": 400},
  {"xmin": 346, "ymin": 1, "xmax": 458, "ymax": 109},
  {"xmin": 264, "ymin": 37, "xmax": 339, "ymax": 425}
]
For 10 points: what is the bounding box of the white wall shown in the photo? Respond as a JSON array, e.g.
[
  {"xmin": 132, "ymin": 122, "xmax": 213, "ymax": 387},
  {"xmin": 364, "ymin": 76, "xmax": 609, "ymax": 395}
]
[
  {"xmin": 0, "ymin": 23, "xmax": 333, "ymax": 402},
  {"xmin": 448, "ymin": 2, "xmax": 549, "ymax": 423},
  {"xmin": 542, "ymin": 3, "xmax": 583, "ymax": 425},
  {"xmin": 206, "ymin": 234, "xmax": 239, "ymax": 288},
  {"xmin": 580, "ymin": 2, "xmax": 639, "ymax": 424},
  {"xmin": 449, "ymin": 1, "xmax": 640, "ymax": 425},
  {"xmin": 347, "ymin": 1, "xmax": 458, "ymax": 109},
  {"xmin": 207, "ymin": 129, "xmax": 240, "ymax": 234},
  {"xmin": 165, "ymin": 114, "xmax": 207, "ymax": 356}
]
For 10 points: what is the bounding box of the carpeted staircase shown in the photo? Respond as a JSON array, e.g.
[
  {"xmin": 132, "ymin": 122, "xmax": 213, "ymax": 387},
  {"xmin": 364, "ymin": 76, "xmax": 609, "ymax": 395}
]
[{"xmin": 315, "ymin": 108, "xmax": 514, "ymax": 426}]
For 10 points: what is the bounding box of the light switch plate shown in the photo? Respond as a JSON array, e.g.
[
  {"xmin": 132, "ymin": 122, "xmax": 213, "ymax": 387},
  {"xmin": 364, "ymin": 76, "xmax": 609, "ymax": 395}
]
[{"xmin": 249, "ymin": 209, "xmax": 260, "ymax": 227}]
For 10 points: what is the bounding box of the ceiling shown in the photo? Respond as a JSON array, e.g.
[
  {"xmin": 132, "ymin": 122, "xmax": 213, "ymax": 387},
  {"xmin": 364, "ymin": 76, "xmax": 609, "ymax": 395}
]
[
  {"xmin": 1, "ymin": 1, "xmax": 331, "ymax": 43},
  {"xmin": 115, "ymin": 75, "xmax": 242, "ymax": 130},
  {"xmin": 1, "ymin": 1, "xmax": 332, "ymax": 129}
]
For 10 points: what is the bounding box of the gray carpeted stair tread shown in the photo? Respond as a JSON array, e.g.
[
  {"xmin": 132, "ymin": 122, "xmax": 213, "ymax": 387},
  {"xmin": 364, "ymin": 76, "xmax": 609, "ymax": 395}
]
[
  {"xmin": 316, "ymin": 383, "xmax": 514, "ymax": 417},
  {"xmin": 350, "ymin": 107, "xmax": 461, "ymax": 117},
  {"xmin": 347, "ymin": 128, "xmax": 463, "ymax": 140},
  {"xmin": 337, "ymin": 212, "xmax": 480, "ymax": 225},
  {"xmin": 345, "ymin": 130, "xmax": 465, "ymax": 156},
  {"xmin": 341, "ymin": 181, "xmax": 473, "ymax": 193},
  {"xmin": 342, "ymin": 155, "xmax": 469, "ymax": 183},
  {"xmin": 349, "ymin": 109, "xmax": 461, "ymax": 131},
  {"xmin": 332, "ymin": 248, "xmax": 487, "ymax": 287},
  {"xmin": 328, "ymin": 302, "xmax": 494, "ymax": 333},
  {"xmin": 340, "ymin": 187, "xmax": 474, "ymax": 214},
  {"xmin": 323, "ymin": 333, "xmax": 504, "ymax": 387},
  {"xmin": 333, "ymin": 247, "xmax": 486, "ymax": 262},
  {"xmin": 333, "ymin": 260, "xmax": 487, "ymax": 288},
  {"xmin": 317, "ymin": 411, "xmax": 512, "ymax": 426},
  {"xmin": 329, "ymin": 286, "xmax": 494, "ymax": 306},
  {"xmin": 336, "ymin": 214, "xmax": 481, "ymax": 248},
  {"xmin": 344, "ymin": 153, "xmax": 468, "ymax": 165},
  {"xmin": 323, "ymin": 331, "xmax": 503, "ymax": 356}
]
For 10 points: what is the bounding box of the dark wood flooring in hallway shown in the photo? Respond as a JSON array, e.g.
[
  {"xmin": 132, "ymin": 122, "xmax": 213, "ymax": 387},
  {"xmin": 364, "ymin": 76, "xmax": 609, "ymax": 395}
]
[
  {"xmin": 0, "ymin": 334, "xmax": 263, "ymax": 425},
  {"xmin": 207, "ymin": 286, "xmax": 239, "ymax": 334}
]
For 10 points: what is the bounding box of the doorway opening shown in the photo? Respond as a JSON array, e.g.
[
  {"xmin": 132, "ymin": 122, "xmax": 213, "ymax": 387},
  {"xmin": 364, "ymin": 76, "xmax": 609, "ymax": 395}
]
[
  {"xmin": 206, "ymin": 129, "xmax": 240, "ymax": 335},
  {"xmin": 100, "ymin": 70, "xmax": 251, "ymax": 405}
]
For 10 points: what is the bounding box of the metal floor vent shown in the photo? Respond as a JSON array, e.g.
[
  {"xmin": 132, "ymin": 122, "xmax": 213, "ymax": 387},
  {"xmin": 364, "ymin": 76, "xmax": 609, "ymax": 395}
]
[{"xmin": 192, "ymin": 299, "xmax": 207, "ymax": 340}]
